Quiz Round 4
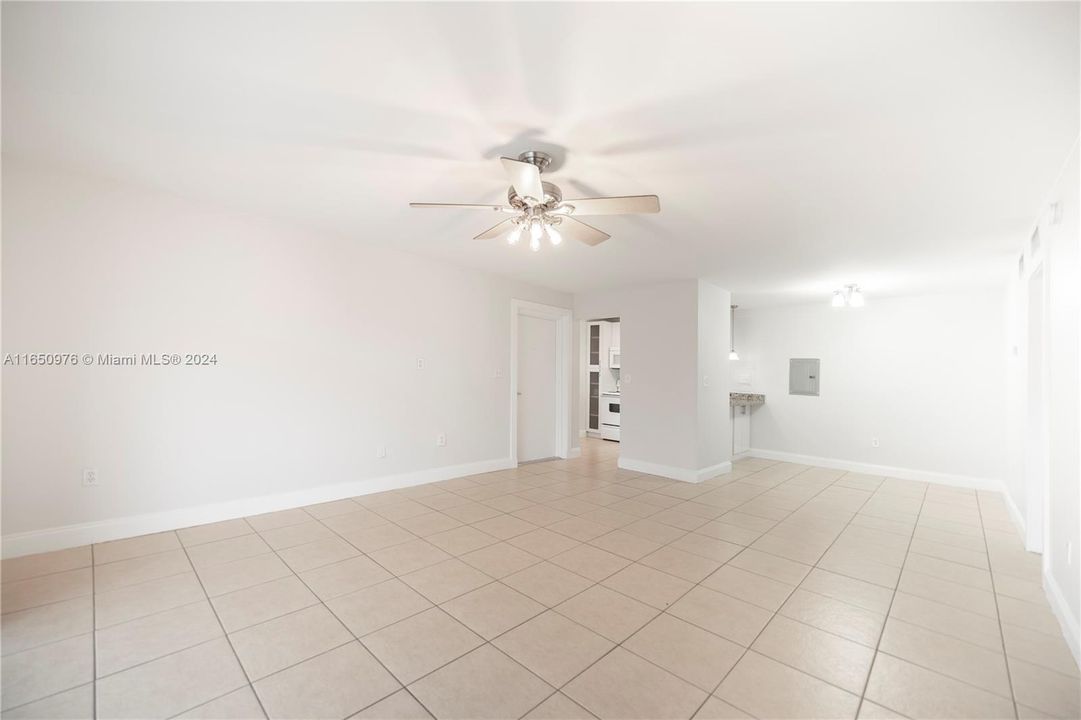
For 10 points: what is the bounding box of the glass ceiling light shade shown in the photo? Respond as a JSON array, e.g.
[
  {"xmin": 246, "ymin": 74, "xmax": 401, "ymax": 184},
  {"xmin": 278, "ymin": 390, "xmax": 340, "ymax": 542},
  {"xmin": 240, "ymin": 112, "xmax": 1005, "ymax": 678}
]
[
  {"xmin": 528, "ymin": 220, "xmax": 543, "ymax": 252},
  {"xmin": 547, "ymin": 223, "xmax": 563, "ymax": 246},
  {"xmin": 506, "ymin": 224, "xmax": 524, "ymax": 245},
  {"xmin": 832, "ymin": 285, "xmax": 865, "ymax": 307},
  {"xmin": 729, "ymin": 350, "xmax": 740, "ymax": 360}
]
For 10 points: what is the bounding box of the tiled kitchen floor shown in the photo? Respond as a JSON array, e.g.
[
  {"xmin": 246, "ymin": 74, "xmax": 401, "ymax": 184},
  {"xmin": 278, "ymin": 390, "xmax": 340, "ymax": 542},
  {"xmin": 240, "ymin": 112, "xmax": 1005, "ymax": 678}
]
[{"xmin": 2, "ymin": 439, "xmax": 1078, "ymax": 719}]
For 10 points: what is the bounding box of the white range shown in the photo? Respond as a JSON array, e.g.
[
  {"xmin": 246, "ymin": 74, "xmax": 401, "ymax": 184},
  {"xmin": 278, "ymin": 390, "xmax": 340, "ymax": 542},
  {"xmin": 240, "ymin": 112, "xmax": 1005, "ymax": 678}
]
[{"xmin": 600, "ymin": 391, "xmax": 621, "ymax": 441}]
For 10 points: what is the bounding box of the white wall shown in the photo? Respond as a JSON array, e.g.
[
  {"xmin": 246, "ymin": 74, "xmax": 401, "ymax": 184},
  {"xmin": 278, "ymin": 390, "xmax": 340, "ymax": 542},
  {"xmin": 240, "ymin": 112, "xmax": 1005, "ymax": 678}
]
[
  {"xmin": 735, "ymin": 290, "xmax": 1009, "ymax": 486},
  {"xmin": 576, "ymin": 280, "xmax": 701, "ymax": 475},
  {"xmin": 575, "ymin": 279, "xmax": 732, "ymax": 480},
  {"xmin": 696, "ymin": 281, "xmax": 732, "ymax": 471},
  {"xmin": 1, "ymin": 162, "xmax": 572, "ymax": 552},
  {"xmin": 1004, "ymin": 146, "xmax": 1080, "ymax": 654}
]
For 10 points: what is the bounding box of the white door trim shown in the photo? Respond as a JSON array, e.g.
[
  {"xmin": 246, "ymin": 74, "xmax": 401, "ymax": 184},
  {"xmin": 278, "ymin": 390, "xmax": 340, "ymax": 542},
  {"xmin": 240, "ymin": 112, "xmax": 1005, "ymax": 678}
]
[
  {"xmin": 1025, "ymin": 262, "xmax": 1050, "ymax": 555},
  {"xmin": 511, "ymin": 299, "xmax": 572, "ymax": 464}
]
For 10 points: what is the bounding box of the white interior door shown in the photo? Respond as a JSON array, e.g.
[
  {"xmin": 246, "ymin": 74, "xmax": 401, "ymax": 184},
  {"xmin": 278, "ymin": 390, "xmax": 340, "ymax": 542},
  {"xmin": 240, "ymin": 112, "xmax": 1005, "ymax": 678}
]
[{"xmin": 518, "ymin": 314, "xmax": 558, "ymax": 462}]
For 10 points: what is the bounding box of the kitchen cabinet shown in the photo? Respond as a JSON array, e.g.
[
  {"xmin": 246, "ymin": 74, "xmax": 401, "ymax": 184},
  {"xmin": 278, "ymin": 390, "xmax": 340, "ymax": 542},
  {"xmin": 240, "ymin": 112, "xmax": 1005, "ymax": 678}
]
[
  {"xmin": 589, "ymin": 324, "xmax": 601, "ymax": 368},
  {"xmin": 588, "ymin": 371, "xmax": 600, "ymax": 431}
]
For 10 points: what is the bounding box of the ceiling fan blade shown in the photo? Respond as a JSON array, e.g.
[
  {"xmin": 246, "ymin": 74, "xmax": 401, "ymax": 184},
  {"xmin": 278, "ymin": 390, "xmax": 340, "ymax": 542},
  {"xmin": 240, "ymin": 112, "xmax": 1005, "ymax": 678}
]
[
  {"xmin": 500, "ymin": 157, "xmax": 545, "ymax": 203},
  {"xmin": 559, "ymin": 217, "xmax": 610, "ymax": 246},
  {"xmin": 410, "ymin": 203, "xmax": 514, "ymax": 212},
  {"xmin": 474, "ymin": 219, "xmax": 515, "ymax": 241},
  {"xmin": 557, "ymin": 195, "xmax": 660, "ymax": 216}
]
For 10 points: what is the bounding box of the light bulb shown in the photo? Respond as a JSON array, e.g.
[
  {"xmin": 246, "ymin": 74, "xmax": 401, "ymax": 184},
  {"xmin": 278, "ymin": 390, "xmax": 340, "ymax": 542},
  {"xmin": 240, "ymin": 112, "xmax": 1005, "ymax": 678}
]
[
  {"xmin": 729, "ymin": 351, "xmax": 740, "ymax": 361},
  {"xmin": 849, "ymin": 288, "xmax": 865, "ymax": 307},
  {"xmin": 529, "ymin": 221, "xmax": 543, "ymax": 252},
  {"xmin": 506, "ymin": 225, "xmax": 523, "ymax": 245},
  {"xmin": 547, "ymin": 224, "xmax": 563, "ymax": 246},
  {"xmin": 831, "ymin": 291, "xmax": 845, "ymax": 308}
]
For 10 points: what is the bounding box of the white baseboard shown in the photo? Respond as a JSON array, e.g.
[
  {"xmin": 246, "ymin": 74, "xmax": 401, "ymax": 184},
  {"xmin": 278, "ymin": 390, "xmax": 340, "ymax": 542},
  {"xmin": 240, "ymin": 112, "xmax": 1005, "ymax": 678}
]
[
  {"xmin": 696, "ymin": 460, "xmax": 733, "ymax": 482},
  {"xmin": 618, "ymin": 457, "xmax": 733, "ymax": 484},
  {"xmin": 1002, "ymin": 487, "xmax": 1027, "ymax": 538},
  {"xmin": 746, "ymin": 448, "xmax": 1003, "ymax": 492},
  {"xmin": 1, "ymin": 457, "xmax": 515, "ymax": 559},
  {"xmin": 1043, "ymin": 566, "xmax": 1081, "ymax": 668}
]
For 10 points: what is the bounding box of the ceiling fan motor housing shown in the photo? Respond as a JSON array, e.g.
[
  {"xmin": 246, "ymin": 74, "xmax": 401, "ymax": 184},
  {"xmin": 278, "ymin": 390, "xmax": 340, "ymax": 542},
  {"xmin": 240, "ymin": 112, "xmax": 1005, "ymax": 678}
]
[{"xmin": 517, "ymin": 150, "xmax": 553, "ymax": 173}]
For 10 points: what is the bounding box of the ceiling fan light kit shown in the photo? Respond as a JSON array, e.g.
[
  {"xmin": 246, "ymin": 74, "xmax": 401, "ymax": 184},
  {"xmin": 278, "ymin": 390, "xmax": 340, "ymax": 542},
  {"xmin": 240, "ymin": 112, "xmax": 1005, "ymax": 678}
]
[
  {"xmin": 410, "ymin": 150, "xmax": 660, "ymax": 250},
  {"xmin": 832, "ymin": 284, "xmax": 865, "ymax": 307}
]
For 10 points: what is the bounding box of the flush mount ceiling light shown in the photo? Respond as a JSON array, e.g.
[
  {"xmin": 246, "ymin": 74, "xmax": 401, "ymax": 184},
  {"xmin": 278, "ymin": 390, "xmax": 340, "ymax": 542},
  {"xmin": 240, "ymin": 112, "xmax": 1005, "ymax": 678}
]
[
  {"xmin": 832, "ymin": 284, "xmax": 865, "ymax": 308},
  {"xmin": 410, "ymin": 151, "xmax": 660, "ymax": 249}
]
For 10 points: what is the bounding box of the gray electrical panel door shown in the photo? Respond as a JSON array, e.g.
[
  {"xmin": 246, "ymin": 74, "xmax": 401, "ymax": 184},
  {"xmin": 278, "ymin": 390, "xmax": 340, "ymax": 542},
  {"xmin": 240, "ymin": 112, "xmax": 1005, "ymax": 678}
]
[{"xmin": 789, "ymin": 358, "xmax": 820, "ymax": 396}]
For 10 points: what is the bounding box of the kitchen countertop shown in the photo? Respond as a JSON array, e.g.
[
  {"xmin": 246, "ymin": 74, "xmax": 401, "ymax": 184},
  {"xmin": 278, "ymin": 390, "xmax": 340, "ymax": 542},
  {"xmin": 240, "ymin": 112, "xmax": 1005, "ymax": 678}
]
[{"xmin": 730, "ymin": 392, "xmax": 765, "ymax": 407}]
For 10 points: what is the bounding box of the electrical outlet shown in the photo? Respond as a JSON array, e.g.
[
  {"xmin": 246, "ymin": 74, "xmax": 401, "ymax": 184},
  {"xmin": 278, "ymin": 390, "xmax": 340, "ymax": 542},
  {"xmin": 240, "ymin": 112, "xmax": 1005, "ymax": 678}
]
[
  {"xmin": 494, "ymin": 369, "xmax": 503, "ymax": 378},
  {"xmin": 82, "ymin": 468, "xmax": 99, "ymax": 487},
  {"xmin": 376, "ymin": 446, "xmax": 387, "ymax": 459},
  {"xmin": 871, "ymin": 437, "xmax": 880, "ymax": 448},
  {"xmin": 416, "ymin": 358, "xmax": 425, "ymax": 370},
  {"xmin": 703, "ymin": 375, "xmax": 710, "ymax": 388},
  {"xmin": 436, "ymin": 433, "xmax": 447, "ymax": 447}
]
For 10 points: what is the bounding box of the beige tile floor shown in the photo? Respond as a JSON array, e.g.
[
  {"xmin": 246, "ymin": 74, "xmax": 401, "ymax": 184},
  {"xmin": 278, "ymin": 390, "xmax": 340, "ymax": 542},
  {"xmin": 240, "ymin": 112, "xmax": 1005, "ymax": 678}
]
[{"xmin": 2, "ymin": 439, "xmax": 1079, "ymax": 719}]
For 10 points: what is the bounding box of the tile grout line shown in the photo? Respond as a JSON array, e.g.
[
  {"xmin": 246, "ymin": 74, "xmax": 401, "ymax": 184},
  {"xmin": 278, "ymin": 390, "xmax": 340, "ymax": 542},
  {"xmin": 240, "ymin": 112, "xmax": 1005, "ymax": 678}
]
[
  {"xmin": 516, "ymin": 463, "xmax": 874, "ymax": 717},
  {"xmin": 9, "ymin": 452, "xmax": 1036, "ymax": 720},
  {"xmin": 711, "ymin": 483, "xmax": 998, "ymax": 711},
  {"xmin": 976, "ymin": 490, "xmax": 1021, "ymax": 720},
  {"xmin": 549, "ymin": 463, "xmax": 879, "ymax": 714},
  {"xmin": 852, "ymin": 483, "xmax": 928, "ymax": 719},
  {"xmin": 272, "ymin": 469, "xmax": 1007, "ymax": 719},
  {"xmin": 865, "ymin": 494, "xmax": 1031, "ymax": 706},
  {"xmin": 91, "ymin": 543, "xmax": 98, "ymax": 720},
  {"xmin": 2, "ymin": 449, "xmax": 642, "ymax": 716},
  {"xmin": 11, "ymin": 461, "xmax": 607, "ymax": 716},
  {"xmin": 684, "ymin": 466, "xmax": 889, "ymax": 720},
  {"xmin": 296, "ymin": 455, "xmax": 773, "ymax": 718},
  {"xmin": 129, "ymin": 461, "xmax": 624, "ymax": 717},
  {"xmin": 285, "ymin": 506, "xmax": 457, "ymax": 720},
  {"xmin": 173, "ymin": 523, "xmax": 274, "ymax": 720}
]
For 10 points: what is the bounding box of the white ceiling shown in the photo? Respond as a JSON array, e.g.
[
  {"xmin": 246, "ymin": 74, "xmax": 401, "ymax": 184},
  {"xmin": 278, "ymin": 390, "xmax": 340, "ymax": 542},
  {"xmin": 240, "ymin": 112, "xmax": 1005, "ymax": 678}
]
[{"xmin": 3, "ymin": 2, "xmax": 1078, "ymax": 304}]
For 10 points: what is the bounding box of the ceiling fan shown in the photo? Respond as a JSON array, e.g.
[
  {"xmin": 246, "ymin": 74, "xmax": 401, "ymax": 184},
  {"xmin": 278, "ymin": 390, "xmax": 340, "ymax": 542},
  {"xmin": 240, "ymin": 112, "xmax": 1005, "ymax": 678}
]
[{"xmin": 410, "ymin": 151, "xmax": 660, "ymax": 250}]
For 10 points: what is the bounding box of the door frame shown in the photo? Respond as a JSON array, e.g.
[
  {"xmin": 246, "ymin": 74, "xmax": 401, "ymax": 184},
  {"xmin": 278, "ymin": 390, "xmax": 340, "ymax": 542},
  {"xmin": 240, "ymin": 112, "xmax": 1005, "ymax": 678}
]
[
  {"xmin": 510, "ymin": 299, "xmax": 572, "ymax": 464},
  {"xmin": 1025, "ymin": 262, "xmax": 1050, "ymax": 555}
]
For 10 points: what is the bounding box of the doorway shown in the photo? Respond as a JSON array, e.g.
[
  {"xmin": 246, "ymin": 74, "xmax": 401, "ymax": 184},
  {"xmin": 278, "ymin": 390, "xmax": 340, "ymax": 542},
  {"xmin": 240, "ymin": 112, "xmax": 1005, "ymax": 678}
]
[
  {"xmin": 511, "ymin": 300, "xmax": 571, "ymax": 464},
  {"xmin": 1025, "ymin": 265, "xmax": 1048, "ymax": 553},
  {"xmin": 580, "ymin": 317, "xmax": 622, "ymax": 451}
]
